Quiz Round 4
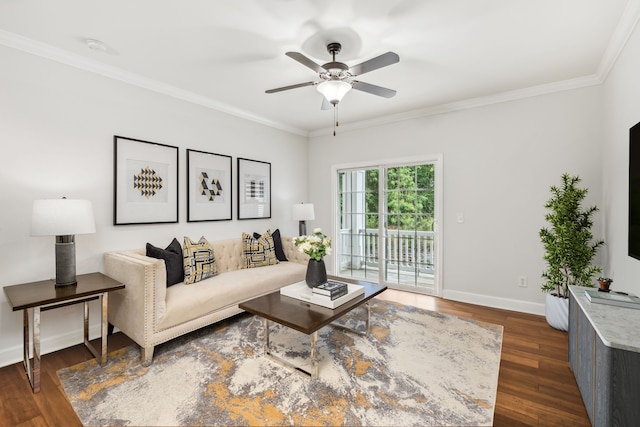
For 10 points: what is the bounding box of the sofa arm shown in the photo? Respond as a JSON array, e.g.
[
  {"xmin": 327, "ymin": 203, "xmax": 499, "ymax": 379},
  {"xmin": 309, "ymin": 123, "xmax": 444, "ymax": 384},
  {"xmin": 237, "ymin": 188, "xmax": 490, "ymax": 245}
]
[{"xmin": 103, "ymin": 251, "xmax": 166, "ymax": 349}]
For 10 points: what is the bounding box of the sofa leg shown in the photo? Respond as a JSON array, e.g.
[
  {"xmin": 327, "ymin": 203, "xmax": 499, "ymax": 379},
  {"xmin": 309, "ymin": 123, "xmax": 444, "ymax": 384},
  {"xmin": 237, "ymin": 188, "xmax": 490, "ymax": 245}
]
[{"xmin": 141, "ymin": 347, "xmax": 154, "ymax": 366}]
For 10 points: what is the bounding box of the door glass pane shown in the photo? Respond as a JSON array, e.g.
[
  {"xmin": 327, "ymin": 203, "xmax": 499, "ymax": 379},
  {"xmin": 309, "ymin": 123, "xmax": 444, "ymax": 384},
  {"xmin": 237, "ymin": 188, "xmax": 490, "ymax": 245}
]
[
  {"xmin": 338, "ymin": 169, "xmax": 376, "ymax": 280},
  {"xmin": 365, "ymin": 169, "xmax": 379, "ymax": 212},
  {"xmin": 386, "ymin": 167, "xmax": 399, "ymax": 190},
  {"xmin": 382, "ymin": 164, "xmax": 435, "ymax": 292}
]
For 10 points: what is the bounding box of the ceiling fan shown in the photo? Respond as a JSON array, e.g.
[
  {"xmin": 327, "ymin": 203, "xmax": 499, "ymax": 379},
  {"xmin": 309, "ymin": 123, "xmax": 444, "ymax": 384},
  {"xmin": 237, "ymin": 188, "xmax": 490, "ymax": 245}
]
[{"xmin": 266, "ymin": 42, "xmax": 399, "ymax": 111}]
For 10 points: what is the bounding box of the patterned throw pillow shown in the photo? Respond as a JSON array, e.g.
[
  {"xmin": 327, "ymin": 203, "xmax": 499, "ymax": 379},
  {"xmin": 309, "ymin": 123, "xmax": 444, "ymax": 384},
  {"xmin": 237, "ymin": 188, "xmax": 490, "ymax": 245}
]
[
  {"xmin": 253, "ymin": 228, "xmax": 288, "ymax": 262},
  {"xmin": 242, "ymin": 231, "xmax": 279, "ymax": 269},
  {"xmin": 183, "ymin": 236, "xmax": 218, "ymax": 285}
]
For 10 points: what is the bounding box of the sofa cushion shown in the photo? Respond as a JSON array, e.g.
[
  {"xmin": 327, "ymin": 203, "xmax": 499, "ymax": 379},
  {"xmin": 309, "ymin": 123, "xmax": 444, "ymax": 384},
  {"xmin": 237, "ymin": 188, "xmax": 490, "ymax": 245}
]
[
  {"xmin": 183, "ymin": 236, "xmax": 218, "ymax": 284},
  {"xmin": 158, "ymin": 261, "xmax": 306, "ymax": 330},
  {"xmin": 242, "ymin": 231, "xmax": 278, "ymax": 269},
  {"xmin": 146, "ymin": 238, "xmax": 184, "ymax": 287}
]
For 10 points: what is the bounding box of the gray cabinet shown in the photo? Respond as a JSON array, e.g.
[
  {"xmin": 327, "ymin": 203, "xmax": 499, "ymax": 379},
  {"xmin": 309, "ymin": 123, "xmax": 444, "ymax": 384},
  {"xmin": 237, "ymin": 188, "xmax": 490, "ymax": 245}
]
[{"xmin": 568, "ymin": 286, "xmax": 640, "ymax": 426}]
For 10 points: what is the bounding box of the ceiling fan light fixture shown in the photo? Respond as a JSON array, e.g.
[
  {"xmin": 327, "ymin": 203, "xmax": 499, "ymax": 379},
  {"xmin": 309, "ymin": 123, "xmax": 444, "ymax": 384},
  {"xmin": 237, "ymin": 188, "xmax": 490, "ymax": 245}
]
[{"xmin": 317, "ymin": 80, "xmax": 352, "ymax": 105}]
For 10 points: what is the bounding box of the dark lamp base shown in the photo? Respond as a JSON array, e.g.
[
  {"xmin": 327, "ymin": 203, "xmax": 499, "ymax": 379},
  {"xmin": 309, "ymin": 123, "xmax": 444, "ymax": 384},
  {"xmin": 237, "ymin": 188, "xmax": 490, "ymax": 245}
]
[{"xmin": 55, "ymin": 236, "xmax": 77, "ymax": 287}]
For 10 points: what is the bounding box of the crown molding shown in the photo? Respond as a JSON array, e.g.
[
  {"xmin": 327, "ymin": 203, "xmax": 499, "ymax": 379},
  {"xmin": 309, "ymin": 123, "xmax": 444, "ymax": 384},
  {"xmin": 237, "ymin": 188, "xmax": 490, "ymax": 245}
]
[
  {"xmin": 308, "ymin": 74, "xmax": 603, "ymax": 138},
  {"xmin": 596, "ymin": 0, "xmax": 640, "ymax": 80},
  {"xmin": 0, "ymin": 29, "xmax": 308, "ymax": 137}
]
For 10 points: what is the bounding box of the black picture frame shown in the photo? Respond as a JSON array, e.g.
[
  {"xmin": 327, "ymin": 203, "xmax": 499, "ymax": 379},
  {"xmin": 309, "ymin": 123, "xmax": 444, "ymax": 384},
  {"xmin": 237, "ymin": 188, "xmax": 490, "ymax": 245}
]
[
  {"xmin": 113, "ymin": 135, "xmax": 179, "ymax": 225},
  {"xmin": 237, "ymin": 157, "xmax": 271, "ymax": 220},
  {"xmin": 187, "ymin": 149, "xmax": 232, "ymax": 222}
]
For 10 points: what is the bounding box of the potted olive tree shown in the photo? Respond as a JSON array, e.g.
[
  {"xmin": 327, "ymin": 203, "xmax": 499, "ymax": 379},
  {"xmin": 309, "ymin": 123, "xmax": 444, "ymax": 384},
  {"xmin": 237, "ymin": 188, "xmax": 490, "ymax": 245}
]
[{"xmin": 539, "ymin": 173, "xmax": 604, "ymax": 331}]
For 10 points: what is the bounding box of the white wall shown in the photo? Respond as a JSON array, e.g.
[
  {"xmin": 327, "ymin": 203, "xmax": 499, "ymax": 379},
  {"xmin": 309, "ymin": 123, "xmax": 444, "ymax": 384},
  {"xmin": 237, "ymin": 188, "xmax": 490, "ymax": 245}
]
[
  {"xmin": 602, "ymin": 20, "xmax": 640, "ymax": 294},
  {"xmin": 0, "ymin": 45, "xmax": 308, "ymax": 367},
  {"xmin": 309, "ymin": 86, "xmax": 604, "ymax": 314}
]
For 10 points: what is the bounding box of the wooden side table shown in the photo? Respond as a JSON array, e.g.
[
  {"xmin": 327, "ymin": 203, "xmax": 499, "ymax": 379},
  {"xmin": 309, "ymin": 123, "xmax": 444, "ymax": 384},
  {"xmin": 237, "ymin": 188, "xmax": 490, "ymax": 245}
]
[{"xmin": 3, "ymin": 272, "xmax": 124, "ymax": 393}]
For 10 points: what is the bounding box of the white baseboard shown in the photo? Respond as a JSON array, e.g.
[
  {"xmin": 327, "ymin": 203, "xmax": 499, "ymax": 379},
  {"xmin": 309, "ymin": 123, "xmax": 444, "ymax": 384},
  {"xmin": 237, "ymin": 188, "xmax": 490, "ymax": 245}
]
[
  {"xmin": 442, "ymin": 289, "xmax": 546, "ymax": 316},
  {"xmin": 0, "ymin": 324, "xmax": 105, "ymax": 369}
]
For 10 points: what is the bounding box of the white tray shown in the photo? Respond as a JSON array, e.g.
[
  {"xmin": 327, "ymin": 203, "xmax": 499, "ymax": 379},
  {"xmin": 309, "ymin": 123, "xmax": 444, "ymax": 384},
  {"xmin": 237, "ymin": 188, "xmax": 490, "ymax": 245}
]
[{"xmin": 280, "ymin": 281, "xmax": 364, "ymax": 309}]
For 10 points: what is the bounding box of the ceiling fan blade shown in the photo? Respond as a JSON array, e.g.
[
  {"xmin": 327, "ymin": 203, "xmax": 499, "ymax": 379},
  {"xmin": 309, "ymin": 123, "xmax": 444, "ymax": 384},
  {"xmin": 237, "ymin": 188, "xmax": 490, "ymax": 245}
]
[
  {"xmin": 321, "ymin": 97, "xmax": 332, "ymax": 110},
  {"xmin": 349, "ymin": 52, "xmax": 399, "ymax": 76},
  {"xmin": 285, "ymin": 52, "xmax": 327, "ymax": 73},
  {"xmin": 265, "ymin": 81, "xmax": 318, "ymax": 94},
  {"xmin": 351, "ymin": 81, "xmax": 397, "ymax": 98}
]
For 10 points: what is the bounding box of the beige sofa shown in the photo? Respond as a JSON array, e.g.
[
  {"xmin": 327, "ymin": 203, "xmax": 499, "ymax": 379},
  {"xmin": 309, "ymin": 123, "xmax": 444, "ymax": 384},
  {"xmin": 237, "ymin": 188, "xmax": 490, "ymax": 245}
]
[{"xmin": 103, "ymin": 236, "xmax": 308, "ymax": 365}]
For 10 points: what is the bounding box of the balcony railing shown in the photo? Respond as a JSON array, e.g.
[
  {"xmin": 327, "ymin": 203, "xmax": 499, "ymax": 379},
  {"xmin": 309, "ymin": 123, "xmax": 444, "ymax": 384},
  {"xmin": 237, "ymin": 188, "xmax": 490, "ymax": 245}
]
[{"xmin": 339, "ymin": 228, "xmax": 435, "ymax": 275}]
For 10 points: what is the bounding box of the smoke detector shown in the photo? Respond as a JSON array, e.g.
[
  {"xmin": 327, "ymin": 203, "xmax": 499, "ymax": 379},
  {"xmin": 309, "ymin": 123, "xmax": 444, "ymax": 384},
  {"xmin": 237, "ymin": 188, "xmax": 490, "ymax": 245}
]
[{"xmin": 85, "ymin": 39, "xmax": 107, "ymax": 53}]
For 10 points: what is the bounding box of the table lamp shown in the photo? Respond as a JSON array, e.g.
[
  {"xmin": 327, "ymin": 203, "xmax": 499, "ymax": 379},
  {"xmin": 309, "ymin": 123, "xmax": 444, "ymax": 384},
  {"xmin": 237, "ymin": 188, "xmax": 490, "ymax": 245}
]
[
  {"xmin": 292, "ymin": 203, "xmax": 315, "ymax": 236},
  {"xmin": 30, "ymin": 198, "xmax": 96, "ymax": 286}
]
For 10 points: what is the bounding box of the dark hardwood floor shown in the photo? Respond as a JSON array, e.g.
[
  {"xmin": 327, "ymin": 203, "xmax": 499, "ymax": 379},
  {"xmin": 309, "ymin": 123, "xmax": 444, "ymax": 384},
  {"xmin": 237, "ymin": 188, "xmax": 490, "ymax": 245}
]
[
  {"xmin": 378, "ymin": 291, "xmax": 590, "ymax": 426},
  {"xmin": 0, "ymin": 290, "xmax": 590, "ymax": 426}
]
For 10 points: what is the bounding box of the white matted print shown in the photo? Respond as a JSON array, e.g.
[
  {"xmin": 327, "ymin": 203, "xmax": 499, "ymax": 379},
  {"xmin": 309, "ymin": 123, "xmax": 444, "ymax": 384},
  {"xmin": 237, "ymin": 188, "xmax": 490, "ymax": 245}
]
[
  {"xmin": 126, "ymin": 159, "xmax": 169, "ymax": 203},
  {"xmin": 237, "ymin": 157, "xmax": 271, "ymax": 219},
  {"xmin": 114, "ymin": 136, "xmax": 178, "ymax": 225},
  {"xmin": 187, "ymin": 149, "xmax": 232, "ymax": 222}
]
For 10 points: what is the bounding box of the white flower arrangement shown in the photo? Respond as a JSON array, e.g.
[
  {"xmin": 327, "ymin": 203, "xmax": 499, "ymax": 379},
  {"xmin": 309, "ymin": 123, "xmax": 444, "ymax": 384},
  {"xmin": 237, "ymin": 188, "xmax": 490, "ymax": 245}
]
[{"xmin": 294, "ymin": 228, "xmax": 332, "ymax": 261}]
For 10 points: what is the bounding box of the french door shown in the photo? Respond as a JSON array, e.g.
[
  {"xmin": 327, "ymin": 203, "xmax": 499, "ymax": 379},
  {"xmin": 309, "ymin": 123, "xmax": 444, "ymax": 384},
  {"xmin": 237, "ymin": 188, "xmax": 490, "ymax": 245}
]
[{"xmin": 335, "ymin": 157, "xmax": 442, "ymax": 296}]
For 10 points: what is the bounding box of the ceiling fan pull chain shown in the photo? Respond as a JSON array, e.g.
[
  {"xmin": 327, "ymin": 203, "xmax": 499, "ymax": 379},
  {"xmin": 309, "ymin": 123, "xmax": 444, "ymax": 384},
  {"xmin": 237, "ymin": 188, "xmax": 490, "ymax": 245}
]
[{"xmin": 334, "ymin": 105, "xmax": 338, "ymax": 136}]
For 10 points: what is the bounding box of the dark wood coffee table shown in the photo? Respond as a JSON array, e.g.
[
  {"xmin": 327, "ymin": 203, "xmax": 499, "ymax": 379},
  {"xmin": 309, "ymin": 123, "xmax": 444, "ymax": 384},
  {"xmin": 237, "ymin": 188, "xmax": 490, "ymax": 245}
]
[{"xmin": 239, "ymin": 276, "xmax": 386, "ymax": 379}]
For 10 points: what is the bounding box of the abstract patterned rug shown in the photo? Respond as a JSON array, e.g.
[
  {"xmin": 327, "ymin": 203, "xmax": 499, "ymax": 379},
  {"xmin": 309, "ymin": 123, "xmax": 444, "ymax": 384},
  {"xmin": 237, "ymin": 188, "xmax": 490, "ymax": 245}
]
[{"xmin": 58, "ymin": 300, "xmax": 503, "ymax": 426}]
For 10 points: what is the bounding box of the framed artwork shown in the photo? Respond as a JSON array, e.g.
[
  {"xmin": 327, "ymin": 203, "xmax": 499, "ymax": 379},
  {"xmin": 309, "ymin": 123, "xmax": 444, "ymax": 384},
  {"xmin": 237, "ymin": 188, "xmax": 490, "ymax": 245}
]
[
  {"xmin": 237, "ymin": 157, "xmax": 271, "ymax": 220},
  {"xmin": 113, "ymin": 135, "xmax": 179, "ymax": 225},
  {"xmin": 187, "ymin": 149, "xmax": 232, "ymax": 222}
]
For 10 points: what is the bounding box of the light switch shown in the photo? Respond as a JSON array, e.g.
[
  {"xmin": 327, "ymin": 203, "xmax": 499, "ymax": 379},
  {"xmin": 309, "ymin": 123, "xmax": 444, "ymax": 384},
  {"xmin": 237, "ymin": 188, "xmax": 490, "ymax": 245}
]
[{"xmin": 457, "ymin": 212, "xmax": 464, "ymax": 223}]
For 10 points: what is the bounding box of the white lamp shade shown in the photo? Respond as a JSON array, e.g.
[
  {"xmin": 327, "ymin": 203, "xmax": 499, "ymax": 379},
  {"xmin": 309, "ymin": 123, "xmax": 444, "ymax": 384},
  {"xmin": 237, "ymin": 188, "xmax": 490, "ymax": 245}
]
[
  {"xmin": 317, "ymin": 80, "xmax": 352, "ymax": 104},
  {"xmin": 292, "ymin": 203, "xmax": 315, "ymax": 221},
  {"xmin": 31, "ymin": 199, "xmax": 96, "ymax": 236}
]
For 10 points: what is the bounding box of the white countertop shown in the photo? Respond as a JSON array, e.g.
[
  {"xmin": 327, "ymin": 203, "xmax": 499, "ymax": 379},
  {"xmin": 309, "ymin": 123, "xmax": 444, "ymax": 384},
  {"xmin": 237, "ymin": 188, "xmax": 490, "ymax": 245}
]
[{"xmin": 569, "ymin": 285, "xmax": 640, "ymax": 353}]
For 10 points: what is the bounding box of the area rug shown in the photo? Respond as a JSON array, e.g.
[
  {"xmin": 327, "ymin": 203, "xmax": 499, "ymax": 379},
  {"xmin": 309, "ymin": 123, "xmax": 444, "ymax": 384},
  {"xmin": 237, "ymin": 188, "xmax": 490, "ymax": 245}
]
[{"xmin": 58, "ymin": 300, "xmax": 503, "ymax": 426}]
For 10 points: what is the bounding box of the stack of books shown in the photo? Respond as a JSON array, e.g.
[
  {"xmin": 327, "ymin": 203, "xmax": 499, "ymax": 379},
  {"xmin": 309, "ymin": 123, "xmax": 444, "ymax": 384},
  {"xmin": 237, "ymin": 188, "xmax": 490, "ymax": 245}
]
[
  {"xmin": 280, "ymin": 281, "xmax": 365, "ymax": 309},
  {"xmin": 312, "ymin": 280, "xmax": 349, "ymax": 300},
  {"xmin": 585, "ymin": 289, "xmax": 640, "ymax": 310}
]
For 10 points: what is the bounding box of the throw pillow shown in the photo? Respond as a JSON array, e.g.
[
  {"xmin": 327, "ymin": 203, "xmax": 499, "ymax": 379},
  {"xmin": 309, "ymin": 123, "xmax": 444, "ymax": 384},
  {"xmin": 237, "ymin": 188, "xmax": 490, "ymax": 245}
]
[
  {"xmin": 146, "ymin": 238, "xmax": 184, "ymax": 287},
  {"xmin": 242, "ymin": 231, "xmax": 278, "ymax": 269},
  {"xmin": 183, "ymin": 236, "xmax": 218, "ymax": 285},
  {"xmin": 253, "ymin": 228, "xmax": 288, "ymax": 262}
]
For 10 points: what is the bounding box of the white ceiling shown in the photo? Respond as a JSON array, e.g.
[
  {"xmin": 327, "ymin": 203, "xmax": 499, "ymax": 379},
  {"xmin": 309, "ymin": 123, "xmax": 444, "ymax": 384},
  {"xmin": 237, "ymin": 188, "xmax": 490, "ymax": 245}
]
[{"xmin": 0, "ymin": 0, "xmax": 636, "ymax": 136}]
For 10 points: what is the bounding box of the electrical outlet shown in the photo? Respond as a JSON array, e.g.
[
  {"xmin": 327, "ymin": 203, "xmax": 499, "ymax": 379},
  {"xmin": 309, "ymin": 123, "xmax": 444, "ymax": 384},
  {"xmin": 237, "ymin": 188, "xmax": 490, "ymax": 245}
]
[{"xmin": 518, "ymin": 276, "xmax": 528, "ymax": 288}]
